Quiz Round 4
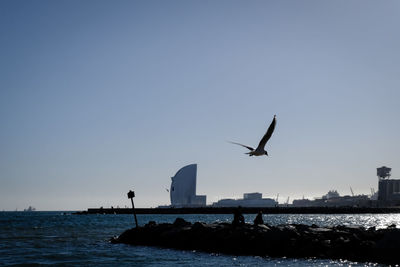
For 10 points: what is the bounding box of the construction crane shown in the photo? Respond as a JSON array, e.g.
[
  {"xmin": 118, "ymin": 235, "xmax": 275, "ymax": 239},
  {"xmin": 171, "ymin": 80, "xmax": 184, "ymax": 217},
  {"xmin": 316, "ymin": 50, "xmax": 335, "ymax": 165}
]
[
  {"xmin": 350, "ymin": 187, "xmax": 354, "ymax": 197},
  {"xmin": 370, "ymin": 188, "xmax": 376, "ymax": 196},
  {"xmin": 285, "ymin": 197, "xmax": 290, "ymax": 206}
]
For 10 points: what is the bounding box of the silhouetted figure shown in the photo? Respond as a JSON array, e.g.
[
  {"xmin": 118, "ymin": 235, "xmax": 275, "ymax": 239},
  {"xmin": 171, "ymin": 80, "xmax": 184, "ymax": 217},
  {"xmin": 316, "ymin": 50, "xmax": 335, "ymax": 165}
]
[
  {"xmin": 253, "ymin": 211, "xmax": 264, "ymax": 225},
  {"xmin": 232, "ymin": 207, "xmax": 245, "ymax": 226}
]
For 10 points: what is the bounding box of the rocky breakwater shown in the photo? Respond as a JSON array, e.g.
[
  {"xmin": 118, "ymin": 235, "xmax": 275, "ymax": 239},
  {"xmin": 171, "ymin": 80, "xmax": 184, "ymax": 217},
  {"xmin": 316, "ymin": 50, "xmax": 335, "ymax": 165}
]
[{"xmin": 111, "ymin": 218, "xmax": 400, "ymax": 264}]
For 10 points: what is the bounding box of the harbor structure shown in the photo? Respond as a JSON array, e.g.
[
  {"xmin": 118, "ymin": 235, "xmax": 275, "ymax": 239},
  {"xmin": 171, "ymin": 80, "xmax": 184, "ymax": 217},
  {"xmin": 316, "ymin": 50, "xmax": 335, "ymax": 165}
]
[
  {"xmin": 292, "ymin": 191, "xmax": 370, "ymax": 207},
  {"xmin": 293, "ymin": 166, "xmax": 400, "ymax": 207},
  {"xmin": 169, "ymin": 164, "xmax": 206, "ymax": 207},
  {"xmin": 212, "ymin": 192, "xmax": 277, "ymax": 207},
  {"xmin": 87, "ymin": 163, "xmax": 400, "ymax": 212},
  {"xmin": 377, "ymin": 166, "xmax": 400, "ymax": 203}
]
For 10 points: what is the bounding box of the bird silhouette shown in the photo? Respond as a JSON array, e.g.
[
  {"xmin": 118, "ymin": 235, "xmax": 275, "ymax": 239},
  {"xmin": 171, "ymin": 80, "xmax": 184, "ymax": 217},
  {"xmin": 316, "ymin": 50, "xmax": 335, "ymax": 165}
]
[{"xmin": 230, "ymin": 115, "xmax": 276, "ymax": 156}]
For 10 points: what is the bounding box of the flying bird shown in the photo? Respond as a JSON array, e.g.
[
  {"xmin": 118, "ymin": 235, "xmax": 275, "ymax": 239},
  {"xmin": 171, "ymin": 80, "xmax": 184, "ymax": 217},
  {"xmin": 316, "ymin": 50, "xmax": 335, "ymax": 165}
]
[{"xmin": 230, "ymin": 115, "xmax": 276, "ymax": 156}]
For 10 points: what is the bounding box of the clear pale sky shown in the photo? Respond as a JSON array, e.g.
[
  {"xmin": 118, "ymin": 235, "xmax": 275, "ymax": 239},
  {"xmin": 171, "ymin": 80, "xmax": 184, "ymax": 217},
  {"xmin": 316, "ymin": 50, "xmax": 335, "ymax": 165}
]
[{"xmin": 1, "ymin": 0, "xmax": 399, "ymax": 210}]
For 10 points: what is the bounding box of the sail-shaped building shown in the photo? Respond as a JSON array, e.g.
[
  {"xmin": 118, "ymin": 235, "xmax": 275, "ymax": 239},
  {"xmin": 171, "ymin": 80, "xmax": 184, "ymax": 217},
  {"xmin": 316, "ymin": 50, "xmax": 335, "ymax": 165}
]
[{"xmin": 170, "ymin": 164, "xmax": 206, "ymax": 207}]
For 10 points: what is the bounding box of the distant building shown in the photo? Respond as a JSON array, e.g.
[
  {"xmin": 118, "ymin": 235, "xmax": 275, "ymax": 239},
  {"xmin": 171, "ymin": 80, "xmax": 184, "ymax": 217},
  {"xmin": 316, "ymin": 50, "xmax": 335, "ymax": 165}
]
[
  {"xmin": 325, "ymin": 194, "xmax": 369, "ymax": 207},
  {"xmin": 292, "ymin": 166, "xmax": 400, "ymax": 207},
  {"xmin": 212, "ymin": 192, "xmax": 277, "ymax": 207},
  {"xmin": 292, "ymin": 190, "xmax": 370, "ymax": 207},
  {"xmin": 23, "ymin": 206, "xmax": 36, "ymax": 212},
  {"xmin": 292, "ymin": 198, "xmax": 325, "ymax": 207},
  {"xmin": 243, "ymin": 192, "xmax": 262, "ymax": 200},
  {"xmin": 377, "ymin": 166, "xmax": 391, "ymax": 179},
  {"xmin": 377, "ymin": 166, "xmax": 400, "ymax": 202},
  {"xmin": 170, "ymin": 164, "xmax": 206, "ymax": 207},
  {"xmin": 378, "ymin": 179, "xmax": 400, "ymax": 201},
  {"xmin": 322, "ymin": 190, "xmax": 340, "ymax": 200}
]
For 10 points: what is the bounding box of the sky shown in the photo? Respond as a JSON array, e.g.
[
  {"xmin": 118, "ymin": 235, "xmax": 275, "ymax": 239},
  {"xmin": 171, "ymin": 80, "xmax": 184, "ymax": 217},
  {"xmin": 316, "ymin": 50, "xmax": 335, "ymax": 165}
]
[{"xmin": 1, "ymin": 0, "xmax": 400, "ymax": 211}]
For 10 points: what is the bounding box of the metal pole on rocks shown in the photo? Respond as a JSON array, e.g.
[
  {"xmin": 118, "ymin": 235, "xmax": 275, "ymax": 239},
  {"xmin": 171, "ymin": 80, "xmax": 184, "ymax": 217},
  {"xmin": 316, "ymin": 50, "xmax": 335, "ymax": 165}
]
[{"xmin": 127, "ymin": 190, "xmax": 138, "ymax": 228}]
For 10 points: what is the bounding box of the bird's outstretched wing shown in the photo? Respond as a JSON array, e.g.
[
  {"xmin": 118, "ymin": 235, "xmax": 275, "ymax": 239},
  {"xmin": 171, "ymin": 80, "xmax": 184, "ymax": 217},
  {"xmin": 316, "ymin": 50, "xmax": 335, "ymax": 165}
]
[
  {"xmin": 257, "ymin": 115, "xmax": 276, "ymax": 150},
  {"xmin": 229, "ymin": 141, "xmax": 254, "ymax": 151}
]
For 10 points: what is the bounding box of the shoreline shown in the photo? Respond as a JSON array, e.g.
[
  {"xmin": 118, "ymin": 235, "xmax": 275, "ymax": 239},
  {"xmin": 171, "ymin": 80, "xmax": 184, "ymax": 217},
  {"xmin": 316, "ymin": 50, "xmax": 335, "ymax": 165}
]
[
  {"xmin": 112, "ymin": 218, "xmax": 400, "ymax": 265},
  {"xmin": 75, "ymin": 206, "xmax": 400, "ymax": 215}
]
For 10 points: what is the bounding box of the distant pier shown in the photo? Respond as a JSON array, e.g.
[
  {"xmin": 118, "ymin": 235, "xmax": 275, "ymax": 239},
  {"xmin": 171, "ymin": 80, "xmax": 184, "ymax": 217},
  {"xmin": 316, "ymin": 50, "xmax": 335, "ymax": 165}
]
[{"xmin": 75, "ymin": 206, "xmax": 400, "ymax": 215}]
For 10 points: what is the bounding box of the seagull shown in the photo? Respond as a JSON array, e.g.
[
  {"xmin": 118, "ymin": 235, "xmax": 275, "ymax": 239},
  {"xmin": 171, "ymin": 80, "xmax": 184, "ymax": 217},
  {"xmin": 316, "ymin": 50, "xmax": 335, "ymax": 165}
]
[{"xmin": 230, "ymin": 115, "xmax": 276, "ymax": 156}]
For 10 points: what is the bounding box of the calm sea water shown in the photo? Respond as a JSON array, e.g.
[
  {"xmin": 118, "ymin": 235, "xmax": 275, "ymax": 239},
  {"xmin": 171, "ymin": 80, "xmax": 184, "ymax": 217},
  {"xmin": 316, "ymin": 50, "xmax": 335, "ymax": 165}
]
[{"xmin": 1, "ymin": 212, "xmax": 399, "ymax": 266}]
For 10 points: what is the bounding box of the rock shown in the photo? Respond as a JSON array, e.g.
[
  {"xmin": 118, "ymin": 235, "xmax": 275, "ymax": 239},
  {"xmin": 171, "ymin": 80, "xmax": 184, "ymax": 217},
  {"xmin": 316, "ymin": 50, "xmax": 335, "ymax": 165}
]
[
  {"xmin": 173, "ymin": 217, "xmax": 191, "ymax": 227},
  {"xmin": 112, "ymin": 220, "xmax": 400, "ymax": 265},
  {"xmin": 145, "ymin": 221, "xmax": 157, "ymax": 227},
  {"xmin": 387, "ymin": 224, "xmax": 396, "ymax": 229},
  {"xmin": 256, "ymin": 224, "xmax": 270, "ymax": 231},
  {"xmin": 192, "ymin": 221, "xmax": 206, "ymax": 230},
  {"xmin": 310, "ymin": 227, "xmax": 332, "ymax": 233}
]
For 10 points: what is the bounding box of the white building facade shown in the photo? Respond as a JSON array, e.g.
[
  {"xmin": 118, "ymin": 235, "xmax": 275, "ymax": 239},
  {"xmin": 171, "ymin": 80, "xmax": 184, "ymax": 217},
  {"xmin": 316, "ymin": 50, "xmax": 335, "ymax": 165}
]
[
  {"xmin": 170, "ymin": 164, "xmax": 206, "ymax": 207},
  {"xmin": 212, "ymin": 192, "xmax": 277, "ymax": 207}
]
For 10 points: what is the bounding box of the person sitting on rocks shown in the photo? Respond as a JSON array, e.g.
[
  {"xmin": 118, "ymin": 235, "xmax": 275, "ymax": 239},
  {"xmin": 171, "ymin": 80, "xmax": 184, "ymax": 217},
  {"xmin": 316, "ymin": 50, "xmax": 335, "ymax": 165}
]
[
  {"xmin": 232, "ymin": 207, "xmax": 245, "ymax": 226},
  {"xmin": 253, "ymin": 211, "xmax": 264, "ymax": 225}
]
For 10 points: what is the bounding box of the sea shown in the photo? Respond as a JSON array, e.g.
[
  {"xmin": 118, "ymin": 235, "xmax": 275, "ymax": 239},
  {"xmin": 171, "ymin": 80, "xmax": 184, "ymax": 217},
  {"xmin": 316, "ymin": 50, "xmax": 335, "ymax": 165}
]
[{"xmin": 1, "ymin": 212, "xmax": 399, "ymax": 266}]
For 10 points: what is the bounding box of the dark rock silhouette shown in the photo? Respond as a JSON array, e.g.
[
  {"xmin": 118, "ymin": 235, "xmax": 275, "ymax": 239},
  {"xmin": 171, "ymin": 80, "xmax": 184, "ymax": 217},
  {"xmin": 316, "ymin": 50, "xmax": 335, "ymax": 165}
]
[
  {"xmin": 232, "ymin": 207, "xmax": 245, "ymax": 226},
  {"xmin": 253, "ymin": 211, "xmax": 264, "ymax": 225},
  {"xmin": 111, "ymin": 218, "xmax": 400, "ymax": 265}
]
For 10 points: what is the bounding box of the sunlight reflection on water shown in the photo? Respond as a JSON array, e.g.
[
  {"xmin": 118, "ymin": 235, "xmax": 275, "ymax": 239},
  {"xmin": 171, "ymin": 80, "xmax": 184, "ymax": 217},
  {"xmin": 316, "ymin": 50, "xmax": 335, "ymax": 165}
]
[{"xmin": 139, "ymin": 213, "xmax": 400, "ymax": 229}]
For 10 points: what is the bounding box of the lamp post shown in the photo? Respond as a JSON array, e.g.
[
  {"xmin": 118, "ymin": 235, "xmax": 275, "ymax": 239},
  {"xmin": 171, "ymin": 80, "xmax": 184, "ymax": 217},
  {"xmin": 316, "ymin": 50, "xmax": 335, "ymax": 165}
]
[{"xmin": 127, "ymin": 190, "xmax": 138, "ymax": 228}]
